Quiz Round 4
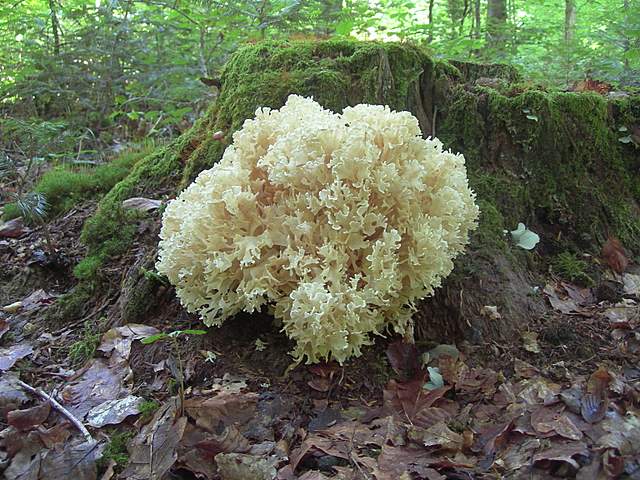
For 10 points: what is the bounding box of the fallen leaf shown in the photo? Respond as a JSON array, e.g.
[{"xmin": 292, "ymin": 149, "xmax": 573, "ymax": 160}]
[
  {"xmin": 2, "ymin": 301, "xmax": 22, "ymax": 314},
  {"xmin": 20, "ymin": 289, "xmax": 56, "ymax": 313},
  {"xmin": 0, "ymin": 371, "xmax": 28, "ymax": 415},
  {"xmin": 480, "ymin": 305, "xmax": 501, "ymax": 320},
  {"xmin": 121, "ymin": 399, "xmax": 188, "ymax": 480},
  {"xmin": 602, "ymin": 237, "xmax": 628, "ymax": 274},
  {"xmin": 61, "ymin": 359, "xmax": 132, "ymax": 420},
  {"xmin": 215, "ymin": 453, "xmax": 277, "ymax": 480},
  {"xmin": 410, "ymin": 421, "xmax": 463, "ymax": 451},
  {"xmin": 522, "ymin": 332, "xmax": 541, "ymax": 353},
  {"xmin": 602, "ymin": 448, "xmax": 624, "ymax": 478},
  {"xmin": 622, "ymin": 273, "xmax": 640, "ymax": 296},
  {"xmin": 0, "ymin": 217, "xmax": 27, "ymax": 238},
  {"xmin": 543, "ymin": 284, "xmax": 580, "ymax": 314},
  {"xmin": 497, "ymin": 438, "xmax": 541, "ymax": 471},
  {"xmin": 86, "ymin": 395, "xmax": 143, "ymax": 428},
  {"xmin": 514, "ymin": 359, "xmax": 539, "ymax": 379},
  {"xmin": 121, "ymin": 197, "xmax": 162, "ymax": 212},
  {"xmin": 37, "ymin": 423, "xmax": 72, "ymax": 449},
  {"xmin": 184, "ymin": 390, "xmax": 259, "ymax": 432},
  {"xmin": 580, "ymin": 393, "xmax": 607, "ymax": 424},
  {"xmin": 0, "ymin": 343, "xmax": 34, "ymax": 371},
  {"xmin": 386, "ymin": 340, "xmax": 421, "ymax": 380},
  {"xmin": 98, "ymin": 324, "xmax": 160, "ymax": 362},
  {"xmin": 532, "ymin": 441, "xmax": 589, "ymax": 469},
  {"xmin": 7, "ymin": 402, "xmax": 51, "ymax": 431},
  {"xmin": 42, "ymin": 439, "xmax": 101, "ymax": 479},
  {"xmin": 530, "ymin": 405, "xmax": 583, "ymax": 440},
  {"xmin": 375, "ymin": 444, "xmax": 437, "ymax": 478}
]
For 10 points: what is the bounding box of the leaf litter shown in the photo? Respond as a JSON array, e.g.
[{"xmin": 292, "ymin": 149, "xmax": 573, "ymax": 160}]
[{"xmin": 0, "ymin": 271, "xmax": 639, "ymax": 479}]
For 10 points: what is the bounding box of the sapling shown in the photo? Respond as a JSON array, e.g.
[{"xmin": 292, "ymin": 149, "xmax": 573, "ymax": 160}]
[{"xmin": 141, "ymin": 329, "xmax": 206, "ymax": 416}]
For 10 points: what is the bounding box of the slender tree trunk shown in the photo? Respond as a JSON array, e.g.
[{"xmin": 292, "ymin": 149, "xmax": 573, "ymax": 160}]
[
  {"xmin": 564, "ymin": 0, "xmax": 576, "ymax": 44},
  {"xmin": 474, "ymin": 0, "xmax": 481, "ymax": 38},
  {"xmin": 49, "ymin": 0, "xmax": 61, "ymax": 56},
  {"xmin": 199, "ymin": 27, "xmax": 209, "ymax": 78},
  {"xmin": 486, "ymin": 0, "xmax": 507, "ymax": 57},
  {"xmin": 459, "ymin": 0, "xmax": 469, "ymax": 35},
  {"xmin": 428, "ymin": 0, "xmax": 435, "ymax": 43},
  {"xmin": 622, "ymin": 0, "xmax": 631, "ymax": 83}
]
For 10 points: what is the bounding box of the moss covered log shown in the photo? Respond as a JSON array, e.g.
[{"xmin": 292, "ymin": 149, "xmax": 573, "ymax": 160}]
[{"xmin": 61, "ymin": 39, "xmax": 640, "ymax": 344}]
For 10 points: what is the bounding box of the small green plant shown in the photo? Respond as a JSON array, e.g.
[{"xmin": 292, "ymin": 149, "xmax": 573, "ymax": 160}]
[
  {"xmin": 141, "ymin": 329, "xmax": 206, "ymax": 415},
  {"xmin": 552, "ymin": 252, "xmax": 594, "ymax": 286},
  {"xmin": 68, "ymin": 320, "xmax": 101, "ymax": 365},
  {"xmin": 98, "ymin": 429, "xmax": 135, "ymax": 471},
  {"xmin": 138, "ymin": 399, "xmax": 160, "ymax": 421}
]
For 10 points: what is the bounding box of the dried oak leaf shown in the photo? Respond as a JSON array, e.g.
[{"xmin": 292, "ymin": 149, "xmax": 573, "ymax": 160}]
[
  {"xmin": 386, "ymin": 340, "xmax": 421, "ymax": 380},
  {"xmin": 0, "ymin": 343, "xmax": 34, "ymax": 371},
  {"xmin": 530, "ymin": 404, "xmax": 583, "ymax": 440},
  {"xmin": 532, "ymin": 440, "xmax": 589, "ymax": 469},
  {"xmin": 121, "ymin": 399, "xmax": 188, "ymax": 480},
  {"xmin": 184, "ymin": 390, "xmax": 259, "ymax": 432},
  {"xmin": 7, "ymin": 401, "xmax": 51, "ymax": 431},
  {"xmin": 602, "ymin": 237, "xmax": 628, "ymax": 274}
]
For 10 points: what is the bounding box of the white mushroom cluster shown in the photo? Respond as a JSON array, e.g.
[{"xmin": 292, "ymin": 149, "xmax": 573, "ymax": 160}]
[{"xmin": 156, "ymin": 95, "xmax": 479, "ymax": 363}]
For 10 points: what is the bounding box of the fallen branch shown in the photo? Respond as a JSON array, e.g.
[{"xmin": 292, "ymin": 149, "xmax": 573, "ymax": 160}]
[{"xmin": 17, "ymin": 379, "xmax": 94, "ymax": 443}]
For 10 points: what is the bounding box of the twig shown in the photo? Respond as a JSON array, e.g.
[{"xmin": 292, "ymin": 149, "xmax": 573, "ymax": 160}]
[{"xmin": 17, "ymin": 379, "xmax": 94, "ymax": 444}]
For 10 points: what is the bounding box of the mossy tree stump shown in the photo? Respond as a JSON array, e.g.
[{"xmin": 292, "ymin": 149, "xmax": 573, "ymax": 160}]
[{"xmin": 68, "ymin": 40, "xmax": 640, "ymax": 347}]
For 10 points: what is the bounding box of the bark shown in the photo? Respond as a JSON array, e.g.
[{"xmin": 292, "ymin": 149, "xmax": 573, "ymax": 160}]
[
  {"xmin": 564, "ymin": 0, "xmax": 576, "ymax": 45},
  {"xmin": 473, "ymin": 0, "xmax": 481, "ymax": 38},
  {"xmin": 49, "ymin": 0, "xmax": 61, "ymax": 56},
  {"xmin": 486, "ymin": 0, "xmax": 507, "ymax": 56},
  {"xmin": 428, "ymin": 0, "xmax": 435, "ymax": 43}
]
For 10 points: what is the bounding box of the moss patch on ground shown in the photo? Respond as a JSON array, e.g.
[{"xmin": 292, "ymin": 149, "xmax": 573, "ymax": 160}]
[{"xmin": 2, "ymin": 142, "xmax": 156, "ymax": 222}]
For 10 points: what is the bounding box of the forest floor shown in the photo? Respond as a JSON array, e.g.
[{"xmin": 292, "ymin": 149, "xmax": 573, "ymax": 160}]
[{"xmin": 1, "ymin": 198, "xmax": 640, "ymax": 480}]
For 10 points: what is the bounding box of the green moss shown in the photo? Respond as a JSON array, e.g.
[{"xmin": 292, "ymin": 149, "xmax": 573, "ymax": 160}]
[
  {"xmin": 47, "ymin": 283, "xmax": 93, "ymax": 324},
  {"xmin": 440, "ymin": 84, "xmax": 640, "ymax": 256},
  {"xmin": 2, "ymin": 143, "xmax": 155, "ymax": 221},
  {"xmin": 68, "ymin": 320, "xmax": 101, "ymax": 365},
  {"xmin": 73, "ymin": 255, "xmax": 102, "ymax": 281},
  {"xmin": 552, "ymin": 252, "xmax": 594, "ymax": 286},
  {"xmin": 98, "ymin": 430, "xmax": 135, "ymax": 472},
  {"xmin": 2, "ymin": 202, "xmax": 20, "ymax": 220},
  {"xmin": 181, "ymin": 39, "xmax": 432, "ymax": 185},
  {"xmin": 138, "ymin": 400, "xmax": 160, "ymax": 421}
]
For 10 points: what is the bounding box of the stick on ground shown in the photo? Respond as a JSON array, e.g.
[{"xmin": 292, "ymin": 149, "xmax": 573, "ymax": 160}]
[{"xmin": 17, "ymin": 379, "xmax": 94, "ymax": 443}]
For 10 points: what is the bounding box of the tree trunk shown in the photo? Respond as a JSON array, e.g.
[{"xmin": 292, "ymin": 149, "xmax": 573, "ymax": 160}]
[
  {"xmin": 564, "ymin": 0, "xmax": 576, "ymax": 45},
  {"xmin": 49, "ymin": 0, "xmax": 61, "ymax": 56},
  {"xmin": 428, "ymin": 0, "xmax": 435, "ymax": 43},
  {"xmin": 473, "ymin": 0, "xmax": 481, "ymax": 38},
  {"xmin": 486, "ymin": 0, "xmax": 507, "ymax": 56}
]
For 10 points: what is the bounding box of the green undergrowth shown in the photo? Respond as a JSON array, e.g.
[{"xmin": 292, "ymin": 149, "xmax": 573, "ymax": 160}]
[
  {"xmin": 552, "ymin": 252, "xmax": 594, "ymax": 286},
  {"xmin": 98, "ymin": 429, "xmax": 135, "ymax": 472},
  {"xmin": 2, "ymin": 142, "xmax": 156, "ymax": 221}
]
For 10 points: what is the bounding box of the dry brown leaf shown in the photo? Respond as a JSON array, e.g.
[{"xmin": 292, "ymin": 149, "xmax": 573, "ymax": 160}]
[
  {"xmin": 602, "ymin": 237, "xmax": 628, "ymax": 274},
  {"xmin": 7, "ymin": 402, "xmax": 51, "ymax": 431},
  {"xmin": 532, "ymin": 440, "xmax": 589, "ymax": 469},
  {"xmin": 0, "ymin": 343, "xmax": 34, "ymax": 371},
  {"xmin": 184, "ymin": 390, "xmax": 258, "ymax": 432}
]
